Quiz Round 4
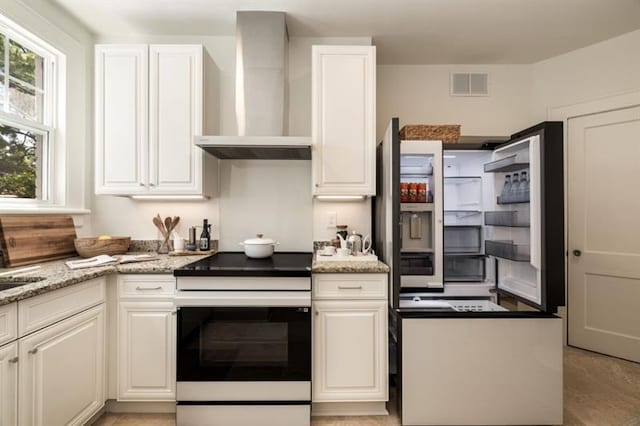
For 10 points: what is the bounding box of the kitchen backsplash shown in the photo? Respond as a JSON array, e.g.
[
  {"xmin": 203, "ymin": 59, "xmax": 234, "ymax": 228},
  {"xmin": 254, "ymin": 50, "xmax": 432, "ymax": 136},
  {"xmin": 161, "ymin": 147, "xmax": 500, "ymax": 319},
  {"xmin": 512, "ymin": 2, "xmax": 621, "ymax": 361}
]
[{"xmin": 129, "ymin": 239, "xmax": 219, "ymax": 253}]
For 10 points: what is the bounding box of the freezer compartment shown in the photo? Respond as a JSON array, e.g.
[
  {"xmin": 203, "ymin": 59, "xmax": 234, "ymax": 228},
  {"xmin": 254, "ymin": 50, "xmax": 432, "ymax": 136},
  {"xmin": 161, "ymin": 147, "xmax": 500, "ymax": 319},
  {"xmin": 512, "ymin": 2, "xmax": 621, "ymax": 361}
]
[
  {"xmin": 443, "ymin": 255, "xmax": 486, "ymax": 282},
  {"xmin": 484, "ymin": 211, "xmax": 529, "ymax": 227},
  {"xmin": 400, "ymin": 316, "xmax": 562, "ymax": 425},
  {"xmin": 485, "ymin": 240, "xmax": 530, "ymax": 262},
  {"xmin": 444, "ymin": 226, "xmax": 482, "ymax": 254},
  {"xmin": 400, "ymin": 252, "xmax": 433, "ymax": 275},
  {"xmin": 443, "ymin": 210, "xmax": 482, "ymax": 226}
]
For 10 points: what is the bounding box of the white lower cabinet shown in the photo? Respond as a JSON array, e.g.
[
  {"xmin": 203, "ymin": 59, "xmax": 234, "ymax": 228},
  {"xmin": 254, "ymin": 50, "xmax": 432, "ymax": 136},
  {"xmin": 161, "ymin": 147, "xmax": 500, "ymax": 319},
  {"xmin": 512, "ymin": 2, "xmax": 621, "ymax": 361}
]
[
  {"xmin": 312, "ymin": 273, "xmax": 388, "ymax": 404},
  {"xmin": 313, "ymin": 300, "xmax": 387, "ymax": 401},
  {"xmin": 117, "ymin": 275, "xmax": 176, "ymax": 401},
  {"xmin": 0, "ymin": 341, "xmax": 18, "ymax": 426},
  {"xmin": 19, "ymin": 304, "xmax": 105, "ymax": 426},
  {"xmin": 117, "ymin": 301, "xmax": 176, "ymax": 400}
]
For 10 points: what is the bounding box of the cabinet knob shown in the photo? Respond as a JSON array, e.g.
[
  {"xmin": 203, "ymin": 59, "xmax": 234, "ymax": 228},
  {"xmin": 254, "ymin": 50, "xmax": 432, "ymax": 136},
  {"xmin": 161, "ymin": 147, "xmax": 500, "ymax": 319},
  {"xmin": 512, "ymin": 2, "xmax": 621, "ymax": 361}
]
[
  {"xmin": 139, "ymin": 182, "xmax": 145, "ymax": 186},
  {"xmin": 8, "ymin": 356, "xmax": 18, "ymax": 363},
  {"xmin": 573, "ymin": 249, "xmax": 582, "ymax": 257},
  {"xmin": 28, "ymin": 348, "xmax": 38, "ymax": 355},
  {"xmin": 315, "ymin": 311, "xmax": 319, "ymax": 316}
]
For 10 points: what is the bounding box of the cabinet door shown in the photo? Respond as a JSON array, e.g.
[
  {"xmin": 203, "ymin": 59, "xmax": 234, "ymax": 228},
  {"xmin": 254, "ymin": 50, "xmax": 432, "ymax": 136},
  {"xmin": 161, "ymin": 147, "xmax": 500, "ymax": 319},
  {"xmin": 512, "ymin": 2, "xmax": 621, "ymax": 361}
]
[
  {"xmin": 313, "ymin": 300, "xmax": 387, "ymax": 402},
  {"xmin": 95, "ymin": 44, "xmax": 148, "ymax": 195},
  {"xmin": 312, "ymin": 45, "xmax": 376, "ymax": 196},
  {"xmin": 0, "ymin": 342, "xmax": 18, "ymax": 426},
  {"xmin": 149, "ymin": 45, "xmax": 203, "ymax": 194},
  {"xmin": 19, "ymin": 304, "xmax": 105, "ymax": 426},
  {"xmin": 118, "ymin": 301, "xmax": 176, "ymax": 401}
]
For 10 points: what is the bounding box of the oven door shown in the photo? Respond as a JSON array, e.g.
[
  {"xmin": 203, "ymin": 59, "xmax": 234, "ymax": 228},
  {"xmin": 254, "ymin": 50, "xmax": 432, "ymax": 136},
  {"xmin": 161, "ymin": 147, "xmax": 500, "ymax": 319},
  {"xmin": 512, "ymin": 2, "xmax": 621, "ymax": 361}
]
[{"xmin": 176, "ymin": 299, "xmax": 311, "ymax": 384}]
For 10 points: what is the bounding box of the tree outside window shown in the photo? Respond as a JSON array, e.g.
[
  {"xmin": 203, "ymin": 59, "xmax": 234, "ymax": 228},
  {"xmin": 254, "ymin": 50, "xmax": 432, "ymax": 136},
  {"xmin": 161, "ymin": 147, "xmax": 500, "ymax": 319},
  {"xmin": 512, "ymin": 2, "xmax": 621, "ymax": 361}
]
[{"xmin": 0, "ymin": 31, "xmax": 49, "ymax": 200}]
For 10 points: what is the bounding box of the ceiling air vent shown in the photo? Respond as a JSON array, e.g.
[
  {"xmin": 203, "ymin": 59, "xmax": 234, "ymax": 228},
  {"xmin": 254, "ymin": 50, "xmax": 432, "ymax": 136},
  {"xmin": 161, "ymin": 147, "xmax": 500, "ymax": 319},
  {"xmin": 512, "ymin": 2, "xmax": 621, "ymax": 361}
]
[{"xmin": 451, "ymin": 72, "xmax": 489, "ymax": 96}]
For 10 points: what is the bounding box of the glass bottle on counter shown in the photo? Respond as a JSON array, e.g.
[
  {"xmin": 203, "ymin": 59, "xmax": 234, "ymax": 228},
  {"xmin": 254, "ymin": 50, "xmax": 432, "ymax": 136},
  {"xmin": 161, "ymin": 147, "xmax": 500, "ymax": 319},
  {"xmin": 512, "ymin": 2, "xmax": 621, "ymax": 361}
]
[{"xmin": 199, "ymin": 219, "xmax": 211, "ymax": 251}]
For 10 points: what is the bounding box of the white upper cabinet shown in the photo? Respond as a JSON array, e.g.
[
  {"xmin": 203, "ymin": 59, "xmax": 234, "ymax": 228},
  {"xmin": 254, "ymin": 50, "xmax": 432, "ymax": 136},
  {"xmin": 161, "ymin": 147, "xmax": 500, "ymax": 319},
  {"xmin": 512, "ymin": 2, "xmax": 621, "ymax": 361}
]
[
  {"xmin": 312, "ymin": 45, "xmax": 376, "ymax": 196},
  {"xmin": 95, "ymin": 44, "xmax": 203, "ymax": 196},
  {"xmin": 95, "ymin": 44, "xmax": 148, "ymax": 194},
  {"xmin": 149, "ymin": 45, "xmax": 203, "ymax": 194}
]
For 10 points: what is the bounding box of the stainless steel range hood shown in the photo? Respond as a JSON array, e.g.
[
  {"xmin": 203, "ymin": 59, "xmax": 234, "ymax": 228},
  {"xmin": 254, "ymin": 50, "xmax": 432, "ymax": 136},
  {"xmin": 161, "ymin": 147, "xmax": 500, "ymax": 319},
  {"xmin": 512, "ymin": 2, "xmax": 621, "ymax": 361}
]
[{"xmin": 196, "ymin": 11, "xmax": 311, "ymax": 160}]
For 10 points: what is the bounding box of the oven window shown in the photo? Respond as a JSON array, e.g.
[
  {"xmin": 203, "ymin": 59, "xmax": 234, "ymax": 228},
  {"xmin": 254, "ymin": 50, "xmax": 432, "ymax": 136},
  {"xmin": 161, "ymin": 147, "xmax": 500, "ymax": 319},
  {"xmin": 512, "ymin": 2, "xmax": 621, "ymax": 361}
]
[
  {"xmin": 177, "ymin": 307, "xmax": 310, "ymax": 381},
  {"xmin": 201, "ymin": 321, "xmax": 288, "ymax": 366}
]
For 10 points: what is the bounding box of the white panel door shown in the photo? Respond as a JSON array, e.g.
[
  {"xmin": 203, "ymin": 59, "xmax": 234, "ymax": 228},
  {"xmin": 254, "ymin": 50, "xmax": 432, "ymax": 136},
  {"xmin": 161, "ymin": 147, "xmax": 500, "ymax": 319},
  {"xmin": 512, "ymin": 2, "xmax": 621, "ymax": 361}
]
[
  {"xmin": 118, "ymin": 301, "xmax": 176, "ymax": 401},
  {"xmin": 149, "ymin": 45, "xmax": 203, "ymax": 194},
  {"xmin": 312, "ymin": 300, "xmax": 387, "ymax": 402},
  {"xmin": 0, "ymin": 342, "xmax": 18, "ymax": 426},
  {"xmin": 312, "ymin": 45, "xmax": 376, "ymax": 196},
  {"xmin": 19, "ymin": 304, "xmax": 105, "ymax": 426},
  {"xmin": 568, "ymin": 106, "xmax": 640, "ymax": 363},
  {"xmin": 95, "ymin": 44, "xmax": 148, "ymax": 195}
]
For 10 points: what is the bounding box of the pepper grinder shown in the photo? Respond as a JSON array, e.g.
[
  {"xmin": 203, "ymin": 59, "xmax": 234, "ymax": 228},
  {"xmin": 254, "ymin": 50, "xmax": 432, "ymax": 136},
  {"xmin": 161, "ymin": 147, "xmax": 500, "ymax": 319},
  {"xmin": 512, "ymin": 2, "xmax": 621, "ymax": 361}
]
[{"xmin": 186, "ymin": 226, "xmax": 197, "ymax": 251}]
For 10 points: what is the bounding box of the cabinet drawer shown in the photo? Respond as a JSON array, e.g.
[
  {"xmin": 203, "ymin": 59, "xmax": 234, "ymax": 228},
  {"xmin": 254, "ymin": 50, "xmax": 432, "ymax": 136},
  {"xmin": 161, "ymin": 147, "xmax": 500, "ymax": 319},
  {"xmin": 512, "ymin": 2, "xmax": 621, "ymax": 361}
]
[
  {"xmin": 119, "ymin": 275, "xmax": 175, "ymax": 298},
  {"xmin": 0, "ymin": 303, "xmax": 17, "ymax": 346},
  {"xmin": 18, "ymin": 278, "xmax": 106, "ymax": 337},
  {"xmin": 313, "ymin": 274, "xmax": 387, "ymax": 300}
]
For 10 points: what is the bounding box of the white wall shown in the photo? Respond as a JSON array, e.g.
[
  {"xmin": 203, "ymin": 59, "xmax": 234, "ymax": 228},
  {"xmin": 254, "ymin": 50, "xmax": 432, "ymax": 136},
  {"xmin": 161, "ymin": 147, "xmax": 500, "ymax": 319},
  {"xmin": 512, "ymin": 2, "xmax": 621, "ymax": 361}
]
[
  {"xmin": 377, "ymin": 64, "xmax": 533, "ymax": 141},
  {"xmin": 531, "ymin": 29, "xmax": 640, "ymax": 120},
  {"xmin": 0, "ymin": 0, "xmax": 94, "ymax": 231}
]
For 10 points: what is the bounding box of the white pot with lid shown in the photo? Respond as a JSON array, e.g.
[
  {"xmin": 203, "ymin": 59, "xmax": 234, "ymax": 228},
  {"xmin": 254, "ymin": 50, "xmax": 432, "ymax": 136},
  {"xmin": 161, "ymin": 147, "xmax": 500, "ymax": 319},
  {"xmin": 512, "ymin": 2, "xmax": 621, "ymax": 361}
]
[{"xmin": 239, "ymin": 234, "xmax": 279, "ymax": 258}]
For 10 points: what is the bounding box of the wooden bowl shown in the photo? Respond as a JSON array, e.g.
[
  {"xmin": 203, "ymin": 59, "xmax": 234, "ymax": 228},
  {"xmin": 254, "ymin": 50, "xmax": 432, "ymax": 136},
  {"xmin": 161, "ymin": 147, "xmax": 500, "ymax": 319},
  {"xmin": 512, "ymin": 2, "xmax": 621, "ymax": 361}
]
[{"xmin": 74, "ymin": 237, "xmax": 131, "ymax": 258}]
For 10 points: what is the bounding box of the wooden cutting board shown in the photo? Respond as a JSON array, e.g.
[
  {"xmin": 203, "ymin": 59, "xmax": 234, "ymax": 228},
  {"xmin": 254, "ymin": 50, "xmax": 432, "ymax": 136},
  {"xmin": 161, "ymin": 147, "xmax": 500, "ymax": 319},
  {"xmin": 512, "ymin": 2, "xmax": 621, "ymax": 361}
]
[{"xmin": 0, "ymin": 215, "xmax": 77, "ymax": 267}]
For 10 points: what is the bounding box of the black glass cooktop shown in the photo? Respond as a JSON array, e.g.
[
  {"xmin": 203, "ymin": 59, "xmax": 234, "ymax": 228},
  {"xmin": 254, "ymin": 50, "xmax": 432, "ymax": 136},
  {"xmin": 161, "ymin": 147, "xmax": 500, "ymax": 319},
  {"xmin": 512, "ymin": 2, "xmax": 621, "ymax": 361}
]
[{"xmin": 174, "ymin": 252, "xmax": 313, "ymax": 277}]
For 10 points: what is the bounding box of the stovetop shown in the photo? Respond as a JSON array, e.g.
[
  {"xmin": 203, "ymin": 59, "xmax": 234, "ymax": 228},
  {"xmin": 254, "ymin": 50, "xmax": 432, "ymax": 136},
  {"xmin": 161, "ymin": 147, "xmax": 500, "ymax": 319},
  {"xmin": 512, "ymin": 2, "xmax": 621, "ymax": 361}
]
[{"xmin": 173, "ymin": 252, "xmax": 313, "ymax": 277}]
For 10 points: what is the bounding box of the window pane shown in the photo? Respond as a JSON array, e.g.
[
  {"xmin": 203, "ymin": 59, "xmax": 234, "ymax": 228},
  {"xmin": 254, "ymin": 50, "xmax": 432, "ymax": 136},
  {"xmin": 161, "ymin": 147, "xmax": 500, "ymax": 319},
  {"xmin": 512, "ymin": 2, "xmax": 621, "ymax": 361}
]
[
  {"xmin": 9, "ymin": 40, "xmax": 44, "ymax": 89},
  {"xmin": 0, "ymin": 34, "xmax": 5, "ymax": 73},
  {"xmin": 0, "ymin": 123, "xmax": 43, "ymax": 199},
  {"xmin": 0, "ymin": 74, "xmax": 4, "ymax": 107},
  {"xmin": 9, "ymin": 80, "xmax": 43, "ymax": 122}
]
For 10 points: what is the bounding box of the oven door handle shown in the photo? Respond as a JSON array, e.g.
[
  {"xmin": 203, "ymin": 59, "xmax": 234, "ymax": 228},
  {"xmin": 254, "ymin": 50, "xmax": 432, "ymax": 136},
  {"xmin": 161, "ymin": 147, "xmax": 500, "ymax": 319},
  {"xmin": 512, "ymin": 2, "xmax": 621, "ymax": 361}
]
[{"xmin": 174, "ymin": 291, "xmax": 311, "ymax": 308}]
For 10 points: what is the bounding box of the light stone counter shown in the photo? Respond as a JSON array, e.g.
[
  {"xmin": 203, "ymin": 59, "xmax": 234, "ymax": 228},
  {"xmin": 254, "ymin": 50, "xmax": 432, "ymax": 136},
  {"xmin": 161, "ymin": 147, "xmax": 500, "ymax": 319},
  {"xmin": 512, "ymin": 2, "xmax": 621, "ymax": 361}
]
[
  {"xmin": 311, "ymin": 257, "xmax": 390, "ymax": 274},
  {"xmin": 0, "ymin": 252, "xmax": 213, "ymax": 306}
]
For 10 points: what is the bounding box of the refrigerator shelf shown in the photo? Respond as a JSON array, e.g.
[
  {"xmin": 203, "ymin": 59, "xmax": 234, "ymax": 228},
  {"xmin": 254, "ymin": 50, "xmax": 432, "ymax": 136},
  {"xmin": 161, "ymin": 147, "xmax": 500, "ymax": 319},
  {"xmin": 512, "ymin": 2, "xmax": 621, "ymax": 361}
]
[
  {"xmin": 401, "ymin": 203, "xmax": 434, "ymax": 212},
  {"xmin": 400, "ymin": 247, "xmax": 434, "ymax": 253},
  {"xmin": 497, "ymin": 195, "xmax": 530, "ymax": 204},
  {"xmin": 443, "ymin": 176, "xmax": 482, "ymax": 184},
  {"xmin": 484, "ymin": 154, "xmax": 529, "ymax": 173},
  {"xmin": 484, "ymin": 211, "xmax": 530, "ymax": 227},
  {"xmin": 485, "ymin": 240, "xmax": 530, "ymax": 262}
]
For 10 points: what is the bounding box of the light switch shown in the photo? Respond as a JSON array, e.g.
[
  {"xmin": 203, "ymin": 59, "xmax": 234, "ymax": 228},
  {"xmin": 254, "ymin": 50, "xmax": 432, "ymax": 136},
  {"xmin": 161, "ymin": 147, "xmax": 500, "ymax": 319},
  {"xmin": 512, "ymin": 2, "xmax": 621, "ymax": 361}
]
[{"xmin": 327, "ymin": 212, "xmax": 337, "ymax": 228}]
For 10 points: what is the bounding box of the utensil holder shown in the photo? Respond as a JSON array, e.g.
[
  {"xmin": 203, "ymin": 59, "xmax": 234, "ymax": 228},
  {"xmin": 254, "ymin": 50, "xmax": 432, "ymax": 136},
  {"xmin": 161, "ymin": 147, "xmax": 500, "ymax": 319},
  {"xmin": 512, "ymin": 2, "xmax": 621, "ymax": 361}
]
[{"xmin": 158, "ymin": 237, "xmax": 173, "ymax": 254}]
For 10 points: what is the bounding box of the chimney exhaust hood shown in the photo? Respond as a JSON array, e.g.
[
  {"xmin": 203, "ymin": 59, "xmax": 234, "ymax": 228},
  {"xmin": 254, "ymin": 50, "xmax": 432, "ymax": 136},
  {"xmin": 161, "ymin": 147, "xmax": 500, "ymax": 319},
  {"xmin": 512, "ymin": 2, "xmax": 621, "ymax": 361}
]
[{"xmin": 196, "ymin": 11, "xmax": 311, "ymax": 160}]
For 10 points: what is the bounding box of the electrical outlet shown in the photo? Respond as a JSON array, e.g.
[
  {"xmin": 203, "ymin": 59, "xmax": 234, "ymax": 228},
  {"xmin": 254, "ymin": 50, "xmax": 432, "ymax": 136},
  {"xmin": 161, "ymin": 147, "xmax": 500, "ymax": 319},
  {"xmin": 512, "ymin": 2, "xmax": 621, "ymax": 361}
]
[{"xmin": 327, "ymin": 212, "xmax": 337, "ymax": 228}]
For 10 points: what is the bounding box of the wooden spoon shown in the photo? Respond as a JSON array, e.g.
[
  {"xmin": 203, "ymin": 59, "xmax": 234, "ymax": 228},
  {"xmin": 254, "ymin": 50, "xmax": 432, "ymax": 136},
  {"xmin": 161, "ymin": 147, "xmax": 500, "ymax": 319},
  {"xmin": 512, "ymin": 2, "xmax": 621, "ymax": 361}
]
[
  {"xmin": 153, "ymin": 216, "xmax": 167, "ymax": 238},
  {"xmin": 164, "ymin": 217, "xmax": 173, "ymax": 236}
]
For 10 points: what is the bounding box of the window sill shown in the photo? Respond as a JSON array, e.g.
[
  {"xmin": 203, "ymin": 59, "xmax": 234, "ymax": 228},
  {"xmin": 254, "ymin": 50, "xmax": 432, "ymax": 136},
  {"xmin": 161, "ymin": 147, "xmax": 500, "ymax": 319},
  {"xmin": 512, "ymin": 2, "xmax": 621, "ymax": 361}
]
[{"xmin": 0, "ymin": 206, "xmax": 91, "ymax": 215}]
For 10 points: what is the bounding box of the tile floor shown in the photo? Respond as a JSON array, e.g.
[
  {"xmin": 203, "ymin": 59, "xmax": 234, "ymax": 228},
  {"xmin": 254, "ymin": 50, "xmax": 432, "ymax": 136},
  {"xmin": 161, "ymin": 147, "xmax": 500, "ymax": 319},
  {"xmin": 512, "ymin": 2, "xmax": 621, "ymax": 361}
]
[{"xmin": 93, "ymin": 347, "xmax": 640, "ymax": 426}]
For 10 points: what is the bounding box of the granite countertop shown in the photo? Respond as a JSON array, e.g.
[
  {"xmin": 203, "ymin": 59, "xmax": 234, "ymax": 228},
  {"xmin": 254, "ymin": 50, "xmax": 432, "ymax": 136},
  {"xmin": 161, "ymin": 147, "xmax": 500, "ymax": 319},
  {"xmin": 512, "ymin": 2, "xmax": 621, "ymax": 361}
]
[
  {"xmin": 311, "ymin": 256, "xmax": 390, "ymax": 274},
  {"xmin": 0, "ymin": 252, "xmax": 214, "ymax": 306}
]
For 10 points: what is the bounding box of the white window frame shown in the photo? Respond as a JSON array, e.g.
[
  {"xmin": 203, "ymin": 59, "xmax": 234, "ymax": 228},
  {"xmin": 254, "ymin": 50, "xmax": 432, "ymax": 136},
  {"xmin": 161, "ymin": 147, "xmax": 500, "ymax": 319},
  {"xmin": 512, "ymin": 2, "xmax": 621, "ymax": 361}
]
[{"xmin": 0, "ymin": 14, "xmax": 61, "ymax": 208}]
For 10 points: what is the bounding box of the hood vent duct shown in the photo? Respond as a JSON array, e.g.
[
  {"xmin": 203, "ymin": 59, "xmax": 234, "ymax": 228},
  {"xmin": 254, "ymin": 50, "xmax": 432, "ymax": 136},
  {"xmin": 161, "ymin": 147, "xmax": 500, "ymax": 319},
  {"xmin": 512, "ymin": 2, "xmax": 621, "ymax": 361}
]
[{"xmin": 196, "ymin": 11, "xmax": 311, "ymax": 160}]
